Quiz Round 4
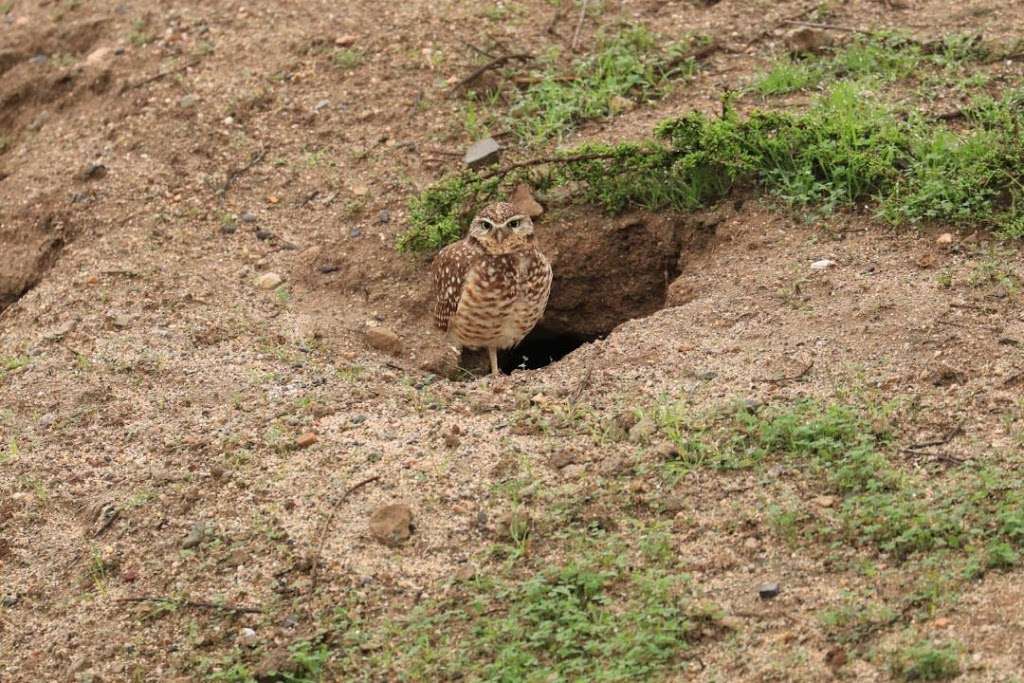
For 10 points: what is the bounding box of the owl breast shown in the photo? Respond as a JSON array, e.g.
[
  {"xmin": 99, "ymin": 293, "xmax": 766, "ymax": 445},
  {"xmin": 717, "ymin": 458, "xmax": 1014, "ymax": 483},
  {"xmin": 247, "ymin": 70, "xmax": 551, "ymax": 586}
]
[{"xmin": 451, "ymin": 250, "xmax": 552, "ymax": 351}]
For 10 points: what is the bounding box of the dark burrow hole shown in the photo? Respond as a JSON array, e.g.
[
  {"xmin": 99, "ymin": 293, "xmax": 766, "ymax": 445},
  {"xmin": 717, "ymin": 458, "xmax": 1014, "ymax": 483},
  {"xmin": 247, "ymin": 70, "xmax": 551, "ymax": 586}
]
[{"xmin": 498, "ymin": 328, "xmax": 601, "ymax": 373}]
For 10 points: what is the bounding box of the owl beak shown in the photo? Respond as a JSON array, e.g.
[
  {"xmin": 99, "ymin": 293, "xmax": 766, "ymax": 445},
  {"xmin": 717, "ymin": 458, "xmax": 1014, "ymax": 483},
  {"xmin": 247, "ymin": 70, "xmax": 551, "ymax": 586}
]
[{"xmin": 493, "ymin": 226, "xmax": 508, "ymax": 243}]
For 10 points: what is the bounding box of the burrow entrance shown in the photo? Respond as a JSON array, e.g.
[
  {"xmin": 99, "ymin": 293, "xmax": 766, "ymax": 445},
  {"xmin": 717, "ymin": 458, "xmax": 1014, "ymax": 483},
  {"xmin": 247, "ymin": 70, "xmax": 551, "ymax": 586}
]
[{"xmin": 458, "ymin": 207, "xmax": 718, "ymax": 376}]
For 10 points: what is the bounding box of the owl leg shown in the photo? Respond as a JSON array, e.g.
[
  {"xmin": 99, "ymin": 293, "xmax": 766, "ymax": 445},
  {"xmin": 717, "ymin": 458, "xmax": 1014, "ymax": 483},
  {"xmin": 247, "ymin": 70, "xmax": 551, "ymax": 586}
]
[{"xmin": 488, "ymin": 346, "xmax": 500, "ymax": 375}]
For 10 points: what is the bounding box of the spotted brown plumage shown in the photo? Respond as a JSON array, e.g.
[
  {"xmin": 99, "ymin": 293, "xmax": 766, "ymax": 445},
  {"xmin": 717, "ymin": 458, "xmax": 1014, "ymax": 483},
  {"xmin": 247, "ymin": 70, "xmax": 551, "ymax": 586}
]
[{"xmin": 431, "ymin": 201, "xmax": 553, "ymax": 375}]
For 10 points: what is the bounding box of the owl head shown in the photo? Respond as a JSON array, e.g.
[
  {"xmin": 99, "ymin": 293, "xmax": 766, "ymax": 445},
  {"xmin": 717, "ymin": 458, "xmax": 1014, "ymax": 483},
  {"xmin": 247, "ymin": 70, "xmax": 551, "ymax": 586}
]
[{"xmin": 468, "ymin": 201, "xmax": 535, "ymax": 255}]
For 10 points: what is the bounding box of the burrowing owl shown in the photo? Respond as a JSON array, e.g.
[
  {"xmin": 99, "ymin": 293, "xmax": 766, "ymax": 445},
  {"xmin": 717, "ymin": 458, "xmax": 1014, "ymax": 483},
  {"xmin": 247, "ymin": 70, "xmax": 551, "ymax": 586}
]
[{"xmin": 432, "ymin": 201, "xmax": 552, "ymax": 375}]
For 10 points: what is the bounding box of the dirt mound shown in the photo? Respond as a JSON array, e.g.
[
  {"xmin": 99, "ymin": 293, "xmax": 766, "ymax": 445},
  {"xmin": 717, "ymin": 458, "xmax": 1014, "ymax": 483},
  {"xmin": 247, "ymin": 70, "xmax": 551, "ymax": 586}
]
[{"xmin": 0, "ymin": 192, "xmax": 70, "ymax": 312}]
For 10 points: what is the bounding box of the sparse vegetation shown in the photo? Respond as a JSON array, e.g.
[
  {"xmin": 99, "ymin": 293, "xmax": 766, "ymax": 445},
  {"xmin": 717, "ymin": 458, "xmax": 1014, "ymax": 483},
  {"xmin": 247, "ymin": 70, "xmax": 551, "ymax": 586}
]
[
  {"xmin": 403, "ymin": 81, "xmax": 1024, "ymax": 251},
  {"xmin": 890, "ymin": 640, "xmax": 961, "ymax": 681}
]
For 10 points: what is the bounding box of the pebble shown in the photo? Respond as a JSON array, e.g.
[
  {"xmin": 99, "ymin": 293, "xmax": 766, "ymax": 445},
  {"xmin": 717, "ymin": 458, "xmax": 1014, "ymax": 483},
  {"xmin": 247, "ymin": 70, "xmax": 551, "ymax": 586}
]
[
  {"xmin": 314, "ymin": 99, "xmax": 330, "ymax": 112},
  {"xmin": 84, "ymin": 46, "xmax": 112, "ymax": 67},
  {"xmin": 464, "ymin": 137, "xmax": 501, "ymax": 169},
  {"xmin": 350, "ymin": 183, "xmax": 369, "ymax": 196},
  {"xmin": 238, "ymin": 627, "xmax": 258, "ymax": 646},
  {"xmin": 628, "ymin": 416, "xmax": 657, "ymax": 443},
  {"xmin": 79, "ymin": 162, "xmax": 108, "ymax": 181},
  {"xmin": 661, "ymin": 495, "xmax": 687, "ymax": 514},
  {"xmin": 743, "ymin": 537, "xmax": 760, "ymax": 551},
  {"xmin": 377, "ymin": 209, "xmax": 390, "ymax": 224},
  {"xmin": 220, "ymin": 222, "xmax": 237, "ymax": 235},
  {"xmin": 30, "ymin": 54, "xmax": 48, "ymax": 65},
  {"xmin": 369, "ymin": 504, "xmax": 414, "ymax": 547},
  {"xmin": 811, "ymin": 259, "xmax": 836, "ymax": 271},
  {"xmin": 548, "ymin": 450, "xmax": 575, "ymax": 469},
  {"xmin": 365, "ymin": 325, "xmax": 402, "ymax": 355},
  {"xmin": 350, "ymin": 227, "xmax": 362, "ymax": 238},
  {"xmin": 240, "ymin": 211, "xmax": 257, "ymax": 223},
  {"xmin": 1, "ymin": 594, "xmax": 18, "ymax": 607},
  {"xmin": 936, "ymin": 232, "xmax": 954, "ymax": 245},
  {"xmin": 562, "ymin": 464, "xmax": 586, "ymax": 479},
  {"xmin": 179, "ymin": 94, "xmax": 198, "ymax": 108},
  {"xmin": 255, "ymin": 229, "xmax": 273, "ymax": 241},
  {"xmin": 813, "ymin": 495, "xmax": 836, "ymax": 508},
  {"xmin": 295, "ymin": 432, "xmax": 317, "ymax": 449},
  {"xmin": 335, "ymin": 34, "xmax": 357, "ymax": 47},
  {"xmin": 758, "ymin": 582, "xmax": 781, "ymax": 599},
  {"xmin": 256, "ymin": 272, "xmax": 283, "ymax": 290},
  {"xmin": 182, "ymin": 521, "xmax": 207, "ymax": 549}
]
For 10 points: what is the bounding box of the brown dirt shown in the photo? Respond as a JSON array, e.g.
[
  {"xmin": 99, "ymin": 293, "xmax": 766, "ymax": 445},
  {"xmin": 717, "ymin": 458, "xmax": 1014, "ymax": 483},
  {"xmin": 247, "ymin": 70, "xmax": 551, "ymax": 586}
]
[{"xmin": 2, "ymin": 0, "xmax": 1024, "ymax": 680}]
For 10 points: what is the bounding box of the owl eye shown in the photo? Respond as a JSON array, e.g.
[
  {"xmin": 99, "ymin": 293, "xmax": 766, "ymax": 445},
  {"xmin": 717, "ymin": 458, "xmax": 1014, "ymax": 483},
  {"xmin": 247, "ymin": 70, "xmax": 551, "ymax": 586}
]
[
  {"xmin": 507, "ymin": 219, "xmax": 521, "ymax": 229},
  {"xmin": 479, "ymin": 219, "xmax": 494, "ymax": 230}
]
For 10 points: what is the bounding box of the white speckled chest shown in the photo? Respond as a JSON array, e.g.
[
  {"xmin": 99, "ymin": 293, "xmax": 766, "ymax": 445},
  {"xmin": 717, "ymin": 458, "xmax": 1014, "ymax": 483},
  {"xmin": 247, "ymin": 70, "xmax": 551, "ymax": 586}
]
[{"xmin": 451, "ymin": 250, "xmax": 552, "ymax": 350}]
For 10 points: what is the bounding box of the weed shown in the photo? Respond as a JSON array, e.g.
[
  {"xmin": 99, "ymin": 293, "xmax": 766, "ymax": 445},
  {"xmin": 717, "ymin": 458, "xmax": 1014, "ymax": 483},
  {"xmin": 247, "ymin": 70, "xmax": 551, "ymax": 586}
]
[
  {"xmin": 0, "ymin": 437, "xmax": 19, "ymax": 465},
  {"xmin": 401, "ymin": 82, "xmax": 1024, "ymax": 251},
  {"xmin": 890, "ymin": 640, "xmax": 961, "ymax": 681},
  {"xmin": 128, "ymin": 18, "xmax": 154, "ymax": 47},
  {"xmin": 332, "ymin": 48, "xmax": 363, "ymax": 70}
]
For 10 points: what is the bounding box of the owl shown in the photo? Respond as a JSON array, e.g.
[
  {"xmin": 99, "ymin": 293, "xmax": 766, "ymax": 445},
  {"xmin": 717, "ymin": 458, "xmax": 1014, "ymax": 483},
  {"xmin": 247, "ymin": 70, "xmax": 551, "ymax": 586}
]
[{"xmin": 431, "ymin": 201, "xmax": 553, "ymax": 375}]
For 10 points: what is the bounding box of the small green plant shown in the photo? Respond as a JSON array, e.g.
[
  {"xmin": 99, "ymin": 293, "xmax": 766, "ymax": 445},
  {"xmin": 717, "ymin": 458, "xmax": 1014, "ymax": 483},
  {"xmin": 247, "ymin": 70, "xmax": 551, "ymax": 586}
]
[
  {"xmin": 890, "ymin": 640, "xmax": 961, "ymax": 681},
  {"xmin": 128, "ymin": 18, "xmax": 154, "ymax": 47},
  {"xmin": 0, "ymin": 437, "xmax": 19, "ymax": 464},
  {"xmin": 332, "ymin": 48, "xmax": 363, "ymax": 70}
]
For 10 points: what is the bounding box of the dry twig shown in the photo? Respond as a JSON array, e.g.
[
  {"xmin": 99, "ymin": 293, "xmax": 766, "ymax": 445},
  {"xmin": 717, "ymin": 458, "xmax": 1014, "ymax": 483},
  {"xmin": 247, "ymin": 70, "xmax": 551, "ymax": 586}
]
[
  {"xmin": 309, "ymin": 475, "xmax": 382, "ymax": 591},
  {"xmin": 116, "ymin": 596, "xmax": 262, "ymax": 615},
  {"xmin": 123, "ymin": 57, "xmax": 202, "ymax": 91},
  {"xmin": 219, "ymin": 148, "xmax": 266, "ymax": 197},
  {"xmin": 571, "ymin": 0, "xmax": 591, "ymax": 51},
  {"xmin": 450, "ymin": 53, "xmax": 532, "ymax": 93}
]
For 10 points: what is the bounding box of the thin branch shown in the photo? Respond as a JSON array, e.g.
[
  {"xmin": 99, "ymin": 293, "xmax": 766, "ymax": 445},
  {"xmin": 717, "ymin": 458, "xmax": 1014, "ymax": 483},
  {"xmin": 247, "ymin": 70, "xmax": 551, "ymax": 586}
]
[
  {"xmin": 116, "ymin": 596, "xmax": 262, "ymax": 615},
  {"xmin": 219, "ymin": 148, "xmax": 266, "ymax": 198},
  {"xmin": 758, "ymin": 360, "xmax": 814, "ymax": 384},
  {"xmin": 781, "ymin": 20, "xmax": 864, "ymax": 34},
  {"xmin": 123, "ymin": 57, "xmax": 202, "ymax": 91},
  {"xmin": 450, "ymin": 53, "xmax": 532, "ymax": 93},
  {"xmin": 309, "ymin": 475, "xmax": 381, "ymax": 591},
  {"xmin": 479, "ymin": 151, "xmax": 624, "ymax": 181},
  {"xmin": 571, "ymin": 0, "xmax": 591, "ymax": 51}
]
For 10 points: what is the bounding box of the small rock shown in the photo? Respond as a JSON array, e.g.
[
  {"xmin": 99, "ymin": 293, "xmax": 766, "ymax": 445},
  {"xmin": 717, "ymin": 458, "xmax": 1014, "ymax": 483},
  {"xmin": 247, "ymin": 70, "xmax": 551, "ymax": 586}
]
[
  {"xmin": 178, "ymin": 94, "xmax": 198, "ymax": 108},
  {"xmin": 562, "ymin": 463, "xmax": 586, "ymax": 479},
  {"xmin": 495, "ymin": 511, "xmax": 531, "ymax": 542},
  {"xmin": 314, "ymin": 99, "xmax": 330, "ymax": 112},
  {"xmin": 443, "ymin": 432, "xmax": 460, "ymax": 449},
  {"xmin": 84, "ymin": 46, "xmax": 112, "ymax": 67},
  {"xmin": 295, "ymin": 432, "xmax": 317, "ymax": 449},
  {"xmin": 110, "ymin": 314, "xmax": 130, "ymax": 329},
  {"xmin": 220, "ymin": 222, "xmax": 237, "ymax": 235},
  {"xmin": 350, "ymin": 183, "xmax": 369, "ymax": 197},
  {"xmin": 454, "ymin": 565, "xmax": 476, "ymax": 582},
  {"xmin": 628, "ymin": 416, "xmax": 657, "ymax": 443},
  {"xmin": 256, "ymin": 272, "xmax": 283, "ymax": 290},
  {"xmin": 661, "ymin": 495, "xmax": 687, "ymax": 514},
  {"xmin": 238, "ymin": 627, "xmax": 258, "ymax": 646},
  {"xmin": 79, "ymin": 162, "xmax": 107, "ymax": 181},
  {"xmin": 182, "ymin": 521, "xmax": 207, "ymax": 549},
  {"xmin": 743, "ymin": 537, "xmax": 760, "ymax": 551},
  {"xmin": 936, "ymin": 232, "xmax": 954, "ymax": 245},
  {"xmin": 825, "ymin": 646, "xmax": 847, "ymax": 670},
  {"xmin": 222, "ymin": 548, "xmax": 249, "ymax": 568},
  {"xmin": 377, "ymin": 209, "xmax": 390, "ymax": 224},
  {"xmin": 933, "ymin": 617, "xmax": 952, "ymax": 628},
  {"xmin": 28, "ymin": 111, "xmax": 50, "ymax": 131},
  {"xmin": 255, "ymin": 229, "xmax": 273, "ymax": 241},
  {"xmin": 369, "ymin": 504, "xmax": 414, "ymax": 547},
  {"xmin": 335, "ymin": 34, "xmax": 357, "ymax": 47},
  {"xmin": 365, "ymin": 325, "xmax": 402, "ymax": 355},
  {"xmin": 614, "ymin": 411, "xmax": 639, "ymax": 432},
  {"xmin": 1, "ymin": 594, "xmax": 18, "ymax": 608},
  {"xmin": 654, "ymin": 441, "xmax": 679, "ymax": 460},
  {"xmin": 928, "ymin": 363, "xmax": 965, "ymax": 387},
  {"xmin": 29, "ymin": 54, "xmax": 48, "ymax": 65},
  {"xmin": 548, "ymin": 450, "xmax": 575, "ymax": 469},
  {"xmin": 464, "ymin": 137, "xmax": 501, "ymax": 169},
  {"xmin": 785, "ymin": 26, "xmax": 833, "ymax": 53},
  {"xmin": 608, "ymin": 94, "xmax": 635, "ymax": 114},
  {"xmin": 599, "ymin": 456, "xmax": 627, "ymax": 476},
  {"xmin": 350, "ymin": 227, "xmax": 362, "ymax": 238},
  {"xmin": 114, "ymin": 46, "xmax": 125, "ymax": 56},
  {"xmin": 38, "ymin": 413, "xmax": 56, "ymax": 429},
  {"xmin": 240, "ymin": 211, "xmax": 257, "ymax": 223},
  {"xmin": 813, "ymin": 495, "xmax": 836, "ymax": 508},
  {"xmin": 758, "ymin": 582, "xmax": 781, "ymax": 599},
  {"xmin": 510, "ymin": 183, "xmax": 543, "ymax": 217},
  {"xmin": 319, "ymin": 264, "xmax": 339, "ymax": 274},
  {"xmin": 811, "ymin": 259, "xmax": 836, "ymax": 271}
]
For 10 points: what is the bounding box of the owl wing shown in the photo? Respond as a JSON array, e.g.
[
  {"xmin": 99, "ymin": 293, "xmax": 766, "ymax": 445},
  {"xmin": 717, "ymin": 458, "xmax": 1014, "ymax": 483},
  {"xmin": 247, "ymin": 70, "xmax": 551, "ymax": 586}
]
[{"xmin": 431, "ymin": 239, "xmax": 479, "ymax": 332}]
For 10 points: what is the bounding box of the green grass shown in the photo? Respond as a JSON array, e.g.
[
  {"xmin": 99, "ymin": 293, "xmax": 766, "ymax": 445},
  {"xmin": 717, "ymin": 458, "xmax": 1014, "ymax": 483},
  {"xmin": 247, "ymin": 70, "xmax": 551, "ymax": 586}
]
[
  {"xmin": 890, "ymin": 640, "xmax": 961, "ymax": 681},
  {"xmin": 401, "ymin": 81, "xmax": 1024, "ymax": 251},
  {"xmin": 331, "ymin": 48, "xmax": 363, "ymax": 70},
  {"xmin": 751, "ymin": 32, "xmax": 988, "ymax": 96},
  {"xmin": 460, "ymin": 25, "xmax": 704, "ymax": 145}
]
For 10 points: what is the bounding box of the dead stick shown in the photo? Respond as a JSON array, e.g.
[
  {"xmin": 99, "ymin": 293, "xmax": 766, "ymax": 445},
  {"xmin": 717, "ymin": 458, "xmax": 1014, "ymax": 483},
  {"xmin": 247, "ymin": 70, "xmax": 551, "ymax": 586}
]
[
  {"xmin": 451, "ymin": 53, "xmax": 532, "ymax": 92},
  {"xmin": 759, "ymin": 360, "xmax": 814, "ymax": 384},
  {"xmin": 123, "ymin": 57, "xmax": 201, "ymax": 91},
  {"xmin": 781, "ymin": 20, "xmax": 864, "ymax": 33},
  {"xmin": 116, "ymin": 596, "xmax": 262, "ymax": 615},
  {"xmin": 219, "ymin": 148, "xmax": 266, "ymax": 197},
  {"xmin": 571, "ymin": 0, "xmax": 590, "ymax": 51},
  {"xmin": 309, "ymin": 475, "xmax": 381, "ymax": 591}
]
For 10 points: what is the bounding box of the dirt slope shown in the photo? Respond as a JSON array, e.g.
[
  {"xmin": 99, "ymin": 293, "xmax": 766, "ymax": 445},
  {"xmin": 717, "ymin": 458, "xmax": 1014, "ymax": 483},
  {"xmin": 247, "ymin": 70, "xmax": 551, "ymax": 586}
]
[{"xmin": 2, "ymin": 0, "xmax": 1023, "ymax": 681}]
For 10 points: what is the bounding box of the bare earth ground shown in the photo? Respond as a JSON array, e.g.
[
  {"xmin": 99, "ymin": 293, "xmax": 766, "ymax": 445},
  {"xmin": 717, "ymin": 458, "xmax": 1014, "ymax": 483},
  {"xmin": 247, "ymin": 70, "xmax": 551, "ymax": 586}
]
[{"xmin": 1, "ymin": 0, "xmax": 1024, "ymax": 681}]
